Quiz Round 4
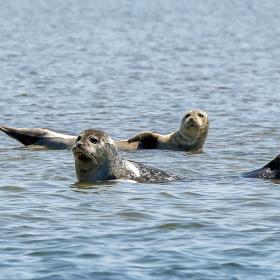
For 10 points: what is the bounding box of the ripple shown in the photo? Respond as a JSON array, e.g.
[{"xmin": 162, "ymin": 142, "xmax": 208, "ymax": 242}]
[
  {"xmin": 117, "ymin": 210, "xmax": 154, "ymax": 221},
  {"xmin": 158, "ymin": 221, "xmax": 206, "ymax": 230},
  {"xmin": 26, "ymin": 249, "xmax": 72, "ymax": 257},
  {"xmin": 0, "ymin": 185, "xmax": 25, "ymax": 192},
  {"xmin": 158, "ymin": 191, "xmax": 180, "ymax": 198}
]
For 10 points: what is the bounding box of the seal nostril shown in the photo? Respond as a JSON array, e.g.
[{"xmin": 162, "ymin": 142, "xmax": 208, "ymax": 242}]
[{"xmin": 76, "ymin": 142, "xmax": 82, "ymax": 148}]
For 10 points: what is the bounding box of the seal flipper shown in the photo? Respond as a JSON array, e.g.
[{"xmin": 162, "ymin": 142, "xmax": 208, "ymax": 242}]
[
  {"xmin": 243, "ymin": 154, "xmax": 280, "ymax": 179},
  {"xmin": 0, "ymin": 126, "xmax": 76, "ymax": 149},
  {"xmin": 138, "ymin": 134, "xmax": 158, "ymax": 149},
  {"xmin": 128, "ymin": 131, "xmax": 158, "ymax": 149},
  {"xmin": 0, "ymin": 126, "xmax": 40, "ymax": 146}
]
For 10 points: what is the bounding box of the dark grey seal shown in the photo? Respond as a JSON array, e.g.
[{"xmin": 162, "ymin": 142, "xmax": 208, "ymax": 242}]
[
  {"xmin": 243, "ymin": 155, "xmax": 280, "ymax": 179},
  {"xmin": 72, "ymin": 129, "xmax": 182, "ymax": 183}
]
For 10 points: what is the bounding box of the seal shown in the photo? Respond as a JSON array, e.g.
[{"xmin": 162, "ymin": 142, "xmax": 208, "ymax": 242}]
[
  {"xmin": 72, "ymin": 129, "xmax": 182, "ymax": 183},
  {"xmin": 126, "ymin": 109, "xmax": 209, "ymax": 151},
  {"xmin": 0, "ymin": 126, "xmax": 138, "ymax": 150},
  {"xmin": 243, "ymin": 154, "xmax": 280, "ymax": 179}
]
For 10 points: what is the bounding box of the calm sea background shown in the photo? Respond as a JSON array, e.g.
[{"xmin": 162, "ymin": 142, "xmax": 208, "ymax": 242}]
[{"xmin": 0, "ymin": 0, "xmax": 280, "ymax": 279}]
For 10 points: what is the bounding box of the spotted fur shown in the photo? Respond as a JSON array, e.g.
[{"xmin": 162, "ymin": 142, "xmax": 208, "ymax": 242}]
[{"xmin": 72, "ymin": 129, "xmax": 182, "ymax": 183}]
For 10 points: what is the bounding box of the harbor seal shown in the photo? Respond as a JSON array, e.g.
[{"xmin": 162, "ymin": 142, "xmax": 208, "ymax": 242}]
[
  {"xmin": 72, "ymin": 129, "xmax": 182, "ymax": 183},
  {"xmin": 126, "ymin": 109, "xmax": 209, "ymax": 151},
  {"xmin": 243, "ymin": 154, "xmax": 280, "ymax": 179}
]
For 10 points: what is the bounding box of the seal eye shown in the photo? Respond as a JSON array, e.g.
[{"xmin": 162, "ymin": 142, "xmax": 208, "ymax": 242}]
[
  {"xmin": 76, "ymin": 136, "xmax": 81, "ymax": 143},
  {"xmin": 185, "ymin": 114, "xmax": 190, "ymax": 119},
  {"xmin": 90, "ymin": 138, "xmax": 99, "ymax": 144},
  {"xmin": 198, "ymin": 113, "xmax": 204, "ymax": 118}
]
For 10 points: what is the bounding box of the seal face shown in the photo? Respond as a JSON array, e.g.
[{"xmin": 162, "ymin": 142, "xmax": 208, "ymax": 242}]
[
  {"xmin": 127, "ymin": 109, "xmax": 209, "ymax": 151},
  {"xmin": 72, "ymin": 129, "xmax": 181, "ymax": 183},
  {"xmin": 172, "ymin": 109, "xmax": 209, "ymax": 150}
]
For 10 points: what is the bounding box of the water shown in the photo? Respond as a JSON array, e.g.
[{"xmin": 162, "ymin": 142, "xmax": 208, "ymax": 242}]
[{"xmin": 0, "ymin": 0, "xmax": 280, "ymax": 279}]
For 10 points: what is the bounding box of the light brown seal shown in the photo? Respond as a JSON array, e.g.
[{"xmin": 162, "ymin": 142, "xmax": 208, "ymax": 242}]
[{"xmin": 126, "ymin": 109, "xmax": 209, "ymax": 151}]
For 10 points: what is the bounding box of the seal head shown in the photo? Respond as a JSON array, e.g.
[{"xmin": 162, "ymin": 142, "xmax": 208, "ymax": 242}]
[
  {"xmin": 174, "ymin": 109, "xmax": 209, "ymax": 150},
  {"xmin": 72, "ymin": 129, "xmax": 119, "ymax": 182}
]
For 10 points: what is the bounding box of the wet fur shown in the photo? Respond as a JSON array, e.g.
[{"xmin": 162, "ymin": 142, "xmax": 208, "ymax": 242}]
[
  {"xmin": 72, "ymin": 129, "xmax": 181, "ymax": 183},
  {"xmin": 243, "ymin": 155, "xmax": 280, "ymax": 179},
  {"xmin": 127, "ymin": 109, "xmax": 209, "ymax": 151}
]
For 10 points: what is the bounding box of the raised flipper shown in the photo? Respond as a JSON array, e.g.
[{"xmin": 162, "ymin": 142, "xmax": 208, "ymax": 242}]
[
  {"xmin": 0, "ymin": 126, "xmax": 76, "ymax": 149},
  {"xmin": 127, "ymin": 131, "xmax": 159, "ymax": 149},
  {"xmin": 243, "ymin": 154, "xmax": 280, "ymax": 179}
]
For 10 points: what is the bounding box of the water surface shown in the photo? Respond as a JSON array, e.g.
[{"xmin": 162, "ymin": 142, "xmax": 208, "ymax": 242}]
[{"xmin": 1, "ymin": 1, "xmax": 280, "ymax": 279}]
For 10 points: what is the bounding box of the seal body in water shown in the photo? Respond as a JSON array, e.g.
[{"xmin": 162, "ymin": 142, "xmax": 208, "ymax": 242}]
[
  {"xmin": 0, "ymin": 126, "xmax": 138, "ymax": 150},
  {"xmin": 243, "ymin": 155, "xmax": 280, "ymax": 179},
  {"xmin": 126, "ymin": 109, "xmax": 209, "ymax": 151},
  {"xmin": 72, "ymin": 129, "xmax": 182, "ymax": 183}
]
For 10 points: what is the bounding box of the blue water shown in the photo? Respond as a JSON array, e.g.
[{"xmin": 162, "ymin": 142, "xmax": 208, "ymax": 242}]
[{"xmin": 1, "ymin": 0, "xmax": 280, "ymax": 279}]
